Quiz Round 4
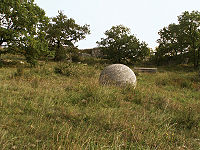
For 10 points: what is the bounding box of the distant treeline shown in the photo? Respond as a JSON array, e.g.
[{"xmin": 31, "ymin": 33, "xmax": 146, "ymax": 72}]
[{"xmin": 1, "ymin": 0, "xmax": 200, "ymax": 68}]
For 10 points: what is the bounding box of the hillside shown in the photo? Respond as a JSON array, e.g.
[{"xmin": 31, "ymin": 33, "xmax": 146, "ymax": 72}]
[{"xmin": 0, "ymin": 58, "xmax": 200, "ymax": 149}]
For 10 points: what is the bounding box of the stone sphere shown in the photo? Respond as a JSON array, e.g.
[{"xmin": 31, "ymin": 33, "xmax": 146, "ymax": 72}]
[{"xmin": 99, "ymin": 64, "xmax": 137, "ymax": 88}]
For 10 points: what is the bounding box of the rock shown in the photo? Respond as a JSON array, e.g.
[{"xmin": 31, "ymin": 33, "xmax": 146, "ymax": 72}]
[{"xmin": 99, "ymin": 64, "xmax": 137, "ymax": 88}]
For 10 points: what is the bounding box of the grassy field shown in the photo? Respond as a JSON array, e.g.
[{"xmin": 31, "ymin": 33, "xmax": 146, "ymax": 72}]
[{"xmin": 0, "ymin": 57, "xmax": 200, "ymax": 149}]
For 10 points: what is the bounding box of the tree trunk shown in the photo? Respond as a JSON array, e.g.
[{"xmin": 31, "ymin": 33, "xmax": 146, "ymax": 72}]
[
  {"xmin": 194, "ymin": 49, "xmax": 197, "ymax": 68},
  {"xmin": 54, "ymin": 41, "xmax": 67, "ymax": 61},
  {"xmin": 197, "ymin": 47, "xmax": 200, "ymax": 68},
  {"xmin": 192, "ymin": 40, "xmax": 197, "ymax": 68},
  {"xmin": 54, "ymin": 41, "xmax": 61, "ymax": 61},
  {"xmin": 0, "ymin": 41, "xmax": 4, "ymax": 46}
]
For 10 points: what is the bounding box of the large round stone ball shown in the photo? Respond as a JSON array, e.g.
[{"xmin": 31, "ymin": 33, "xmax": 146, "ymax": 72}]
[{"xmin": 99, "ymin": 64, "xmax": 137, "ymax": 88}]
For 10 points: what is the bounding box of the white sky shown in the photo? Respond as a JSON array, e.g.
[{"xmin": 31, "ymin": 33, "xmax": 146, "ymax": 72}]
[{"xmin": 35, "ymin": 0, "xmax": 200, "ymax": 50}]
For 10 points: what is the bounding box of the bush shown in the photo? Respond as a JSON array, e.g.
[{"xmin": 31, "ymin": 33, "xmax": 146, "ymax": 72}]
[
  {"xmin": 54, "ymin": 47, "xmax": 67, "ymax": 61},
  {"xmin": 54, "ymin": 63, "xmax": 72, "ymax": 76}
]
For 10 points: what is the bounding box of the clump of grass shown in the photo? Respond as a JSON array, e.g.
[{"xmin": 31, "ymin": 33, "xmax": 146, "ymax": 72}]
[
  {"xmin": 170, "ymin": 103, "xmax": 200, "ymax": 130},
  {"xmin": 12, "ymin": 62, "xmax": 25, "ymax": 78},
  {"xmin": 31, "ymin": 77, "xmax": 39, "ymax": 89},
  {"xmin": 54, "ymin": 62, "xmax": 88, "ymax": 77},
  {"xmin": 0, "ymin": 59, "xmax": 3, "ymax": 68},
  {"xmin": 54, "ymin": 62, "xmax": 99, "ymax": 78},
  {"xmin": 54, "ymin": 63, "xmax": 71, "ymax": 76},
  {"xmin": 155, "ymin": 72, "xmax": 197, "ymax": 90},
  {"xmin": 16, "ymin": 66, "xmax": 24, "ymax": 77}
]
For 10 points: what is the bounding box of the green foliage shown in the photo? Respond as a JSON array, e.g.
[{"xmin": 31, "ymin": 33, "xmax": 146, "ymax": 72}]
[
  {"xmin": 0, "ymin": 0, "xmax": 49, "ymax": 66},
  {"xmin": 54, "ymin": 62, "xmax": 97, "ymax": 78},
  {"xmin": 47, "ymin": 11, "xmax": 90, "ymax": 61},
  {"xmin": 97, "ymin": 25, "xmax": 150, "ymax": 64},
  {"xmin": 156, "ymin": 11, "xmax": 200, "ymax": 68},
  {"xmin": 54, "ymin": 63, "xmax": 73, "ymax": 76}
]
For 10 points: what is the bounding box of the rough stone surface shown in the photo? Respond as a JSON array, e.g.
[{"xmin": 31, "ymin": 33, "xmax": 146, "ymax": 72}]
[{"xmin": 99, "ymin": 64, "xmax": 137, "ymax": 87}]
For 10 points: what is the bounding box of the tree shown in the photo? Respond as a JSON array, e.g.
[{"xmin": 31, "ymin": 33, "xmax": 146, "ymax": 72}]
[
  {"xmin": 97, "ymin": 25, "xmax": 149, "ymax": 64},
  {"xmin": 156, "ymin": 11, "xmax": 200, "ymax": 68},
  {"xmin": 47, "ymin": 11, "xmax": 90, "ymax": 61},
  {"xmin": 0, "ymin": 0, "xmax": 49, "ymax": 65},
  {"xmin": 178, "ymin": 11, "xmax": 200, "ymax": 68},
  {"xmin": 156, "ymin": 23, "xmax": 187, "ymax": 65}
]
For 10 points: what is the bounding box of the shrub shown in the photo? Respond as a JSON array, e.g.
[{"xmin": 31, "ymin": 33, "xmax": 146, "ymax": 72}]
[{"xmin": 54, "ymin": 63, "xmax": 77, "ymax": 76}]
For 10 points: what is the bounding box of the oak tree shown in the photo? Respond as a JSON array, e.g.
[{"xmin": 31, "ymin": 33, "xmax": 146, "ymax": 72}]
[
  {"xmin": 0, "ymin": 0, "xmax": 49, "ymax": 65},
  {"xmin": 47, "ymin": 11, "xmax": 90, "ymax": 61},
  {"xmin": 97, "ymin": 25, "xmax": 149, "ymax": 64},
  {"xmin": 156, "ymin": 11, "xmax": 200, "ymax": 68}
]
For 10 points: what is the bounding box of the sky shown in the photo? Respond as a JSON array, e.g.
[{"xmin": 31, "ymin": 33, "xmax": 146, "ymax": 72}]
[{"xmin": 35, "ymin": 0, "xmax": 200, "ymax": 50}]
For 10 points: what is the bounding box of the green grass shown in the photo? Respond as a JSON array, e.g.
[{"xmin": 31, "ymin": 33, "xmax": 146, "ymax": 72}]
[{"xmin": 0, "ymin": 59, "xmax": 200, "ymax": 149}]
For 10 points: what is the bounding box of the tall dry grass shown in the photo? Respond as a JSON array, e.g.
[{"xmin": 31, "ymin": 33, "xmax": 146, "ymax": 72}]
[{"xmin": 0, "ymin": 60, "xmax": 199, "ymax": 149}]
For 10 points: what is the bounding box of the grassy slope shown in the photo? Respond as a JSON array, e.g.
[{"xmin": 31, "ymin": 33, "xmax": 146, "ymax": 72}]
[{"xmin": 0, "ymin": 60, "xmax": 200, "ymax": 149}]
